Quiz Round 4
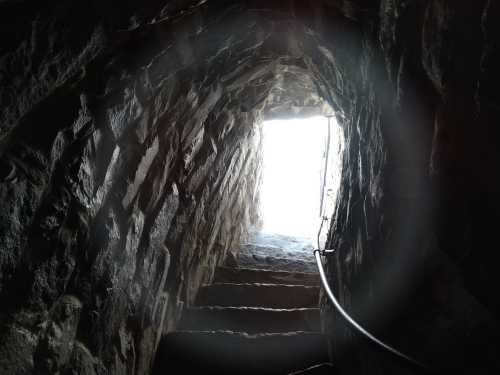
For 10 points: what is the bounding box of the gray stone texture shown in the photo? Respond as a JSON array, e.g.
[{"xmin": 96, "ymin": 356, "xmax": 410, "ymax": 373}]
[{"xmin": 0, "ymin": 1, "xmax": 499, "ymax": 374}]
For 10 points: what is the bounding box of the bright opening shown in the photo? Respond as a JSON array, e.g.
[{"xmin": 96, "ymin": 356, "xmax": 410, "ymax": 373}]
[{"xmin": 260, "ymin": 115, "xmax": 343, "ymax": 245}]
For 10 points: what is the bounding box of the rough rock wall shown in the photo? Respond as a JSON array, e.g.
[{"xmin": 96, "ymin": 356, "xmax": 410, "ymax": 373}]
[
  {"xmin": 1, "ymin": 1, "xmax": 500, "ymax": 375},
  {"xmin": 0, "ymin": 2, "xmax": 266, "ymax": 374},
  {"xmin": 322, "ymin": 1, "xmax": 500, "ymax": 374},
  {"xmin": 0, "ymin": 1, "xmax": 343, "ymax": 374}
]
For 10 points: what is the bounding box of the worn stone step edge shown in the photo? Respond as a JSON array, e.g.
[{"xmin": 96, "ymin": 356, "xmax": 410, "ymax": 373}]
[
  {"xmin": 204, "ymin": 282, "xmax": 320, "ymax": 288},
  {"xmin": 288, "ymin": 363, "xmax": 336, "ymax": 375},
  {"xmin": 184, "ymin": 306, "xmax": 320, "ymax": 312},
  {"xmin": 195, "ymin": 283, "xmax": 320, "ymax": 308},
  {"xmin": 168, "ymin": 329, "xmax": 325, "ymax": 337},
  {"xmin": 179, "ymin": 306, "xmax": 321, "ymax": 333},
  {"xmin": 237, "ymin": 254, "xmax": 316, "ymax": 266},
  {"xmin": 155, "ymin": 330, "xmax": 330, "ymax": 374},
  {"xmin": 216, "ymin": 265, "xmax": 319, "ymax": 275},
  {"xmin": 235, "ymin": 254, "xmax": 318, "ymax": 273},
  {"xmin": 214, "ymin": 265, "xmax": 320, "ymax": 285}
]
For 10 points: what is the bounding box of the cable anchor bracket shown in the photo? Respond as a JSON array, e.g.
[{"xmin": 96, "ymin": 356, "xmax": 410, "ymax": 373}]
[{"xmin": 314, "ymin": 249, "xmax": 336, "ymax": 256}]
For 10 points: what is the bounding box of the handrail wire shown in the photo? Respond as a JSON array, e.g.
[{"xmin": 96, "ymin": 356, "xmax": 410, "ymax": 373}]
[
  {"xmin": 315, "ymin": 115, "xmax": 429, "ymax": 372},
  {"xmin": 319, "ymin": 115, "xmax": 332, "ymax": 219},
  {"xmin": 314, "ymin": 251, "xmax": 428, "ymax": 370}
]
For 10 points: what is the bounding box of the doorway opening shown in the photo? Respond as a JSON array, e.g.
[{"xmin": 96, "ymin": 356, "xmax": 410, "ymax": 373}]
[{"xmin": 258, "ymin": 115, "xmax": 343, "ymax": 249}]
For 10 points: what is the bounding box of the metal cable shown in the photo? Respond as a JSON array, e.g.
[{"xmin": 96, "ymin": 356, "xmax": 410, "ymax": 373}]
[
  {"xmin": 319, "ymin": 116, "xmax": 332, "ymax": 219},
  {"xmin": 314, "ymin": 251, "xmax": 428, "ymax": 370},
  {"xmin": 315, "ymin": 115, "xmax": 428, "ymax": 371}
]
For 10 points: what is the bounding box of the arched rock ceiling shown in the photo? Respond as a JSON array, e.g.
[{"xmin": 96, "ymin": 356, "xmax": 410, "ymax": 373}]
[
  {"xmin": 0, "ymin": 0, "xmax": 365, "ymax": 143},
  {"xmin": 2, "ymin": 0, "xmax": 500, "ymax": 374}
]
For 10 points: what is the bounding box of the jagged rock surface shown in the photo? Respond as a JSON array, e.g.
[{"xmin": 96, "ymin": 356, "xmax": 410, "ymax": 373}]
[
  {"xmin": 1, "ymin": 1, "xmax": 500, "ymax": 374},
  {"xmin": 322, "ymin": 1, "xmax": 500, "ymax": 374}
]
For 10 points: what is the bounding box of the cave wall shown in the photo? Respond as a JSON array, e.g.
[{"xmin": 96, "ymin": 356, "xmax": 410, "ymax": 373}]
[
  {"xmin": 0, "ymin": 2, "xmax": 267, "ymax": 374},
  {"xmin": 322, "ymin": 1, "xmax": 500, "ymax": 374},
  {"xmin": 0, "ymin": 2, "xmax": 341, "ymax": 374},
  {"xmin": 1, "ymin": 1, "xmax": 500, "ymax": 375}
]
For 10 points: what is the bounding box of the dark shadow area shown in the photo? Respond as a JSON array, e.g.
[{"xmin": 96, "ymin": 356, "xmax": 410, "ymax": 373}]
[{"xmin": 1, "ymin": 1, "xmax": 500, "ymax": 374}]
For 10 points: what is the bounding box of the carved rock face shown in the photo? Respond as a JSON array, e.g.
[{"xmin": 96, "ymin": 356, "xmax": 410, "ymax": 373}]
[{"xmin": 1, "ymin": 1, "xmax": 500, "ymax": 374}]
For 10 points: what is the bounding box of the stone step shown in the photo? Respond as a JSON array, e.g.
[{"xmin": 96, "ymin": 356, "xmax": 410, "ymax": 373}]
[
  {"xmin": 179, "ymin": 306, "xmax": 321, "ymax": 333},
  {"xmin": 289, "ymin": 363, "xmax": 336, "ymax": 374},
  {"xmin": 236, "ymin": 253, "xmax": 317, "ymax": 273},
  {"xmin": 195, "ymin": 283, "xmax": 320, "ymax": 308},
  {"xmin": 214, "ymin": 266, "xmax": 319, "ymax": 286},
  {"xmin": 155, "ymin": 331, "xmax": 330, "ymax": 375}
]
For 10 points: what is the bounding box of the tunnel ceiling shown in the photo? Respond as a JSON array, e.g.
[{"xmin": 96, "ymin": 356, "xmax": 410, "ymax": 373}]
[
  {"xmin": 0, "ymin": 0, "xmax": 355, "ymax": 144},
  {"xmin": 2, "ymin": 0, "xmax": 500, "ymax": 374}
]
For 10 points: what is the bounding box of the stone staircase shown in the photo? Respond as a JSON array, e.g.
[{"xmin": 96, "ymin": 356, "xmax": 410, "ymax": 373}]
[{"xmin": 154, "ymin": 258, "xmax": 334, "ymax": 374}]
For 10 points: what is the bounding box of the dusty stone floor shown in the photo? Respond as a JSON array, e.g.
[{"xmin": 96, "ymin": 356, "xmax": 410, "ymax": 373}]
[
  {"xmin": 232, "ymin": 232, "xmax": 317, "ymax": 273},
  {"xmin": 154, "ymin": 229, "xmax": 328, "ymax": 375}
]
